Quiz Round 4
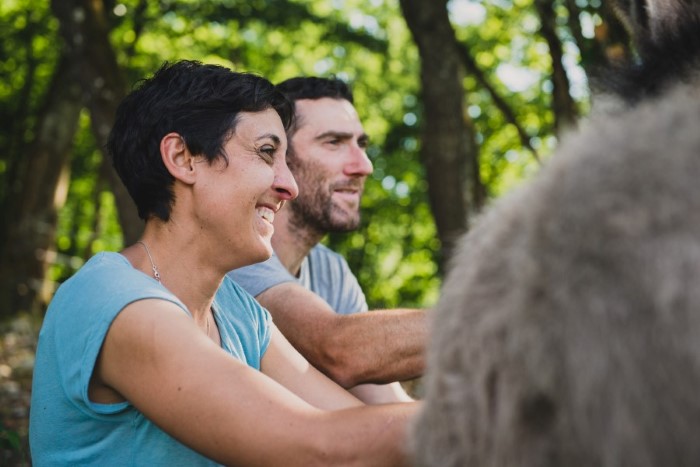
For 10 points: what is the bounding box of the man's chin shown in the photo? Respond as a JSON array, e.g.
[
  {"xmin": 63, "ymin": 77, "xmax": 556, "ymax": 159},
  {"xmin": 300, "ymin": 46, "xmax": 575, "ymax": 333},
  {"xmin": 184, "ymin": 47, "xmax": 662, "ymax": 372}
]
[{"xmin": 327, "ymin": 216, "xmax": 361, "ymax": 232}]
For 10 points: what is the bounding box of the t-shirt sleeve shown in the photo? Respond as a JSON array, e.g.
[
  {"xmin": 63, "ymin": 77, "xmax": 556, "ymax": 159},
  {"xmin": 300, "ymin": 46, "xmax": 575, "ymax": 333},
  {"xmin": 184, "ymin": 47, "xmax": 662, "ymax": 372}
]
[
  {"xmin": 227, "ymin": 254, "xmax": 295, "ymax": 297},
  {"xmin": 307, "ymin": 245, "xmax": 368, "ymax": 315},
  {"xmin": 331, "ymin": 254, "xmax": 369, "ymax": 315}
]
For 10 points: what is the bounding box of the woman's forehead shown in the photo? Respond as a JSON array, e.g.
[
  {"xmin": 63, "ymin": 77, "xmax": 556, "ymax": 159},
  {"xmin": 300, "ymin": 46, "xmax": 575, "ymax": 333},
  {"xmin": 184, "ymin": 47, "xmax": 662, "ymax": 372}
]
[{"xmin": 231, "ymin": 109, "xmax": 287, "ymax": 142}]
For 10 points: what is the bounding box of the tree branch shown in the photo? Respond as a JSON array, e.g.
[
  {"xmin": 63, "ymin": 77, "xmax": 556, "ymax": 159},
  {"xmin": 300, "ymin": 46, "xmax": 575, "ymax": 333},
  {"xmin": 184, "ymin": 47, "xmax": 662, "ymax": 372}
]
[
  {"xmin": 534, "ymin": 0, "xmax": 579, "ymax": 134},
  {"xmin": 456, "ymin": 42, "xmax": 541, "ymax": 163}
]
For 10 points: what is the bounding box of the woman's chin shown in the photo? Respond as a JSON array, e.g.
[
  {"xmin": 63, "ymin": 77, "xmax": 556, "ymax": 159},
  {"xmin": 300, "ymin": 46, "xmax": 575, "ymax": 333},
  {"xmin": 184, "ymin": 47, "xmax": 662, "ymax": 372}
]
[{"xmin": 249, "ymin": 240, "xmax": 274, "ymax": 265}]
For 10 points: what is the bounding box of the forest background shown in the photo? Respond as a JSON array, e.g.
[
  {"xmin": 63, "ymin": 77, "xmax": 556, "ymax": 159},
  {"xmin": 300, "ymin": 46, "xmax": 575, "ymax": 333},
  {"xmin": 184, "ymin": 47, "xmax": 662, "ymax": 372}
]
[{"xmin": 0, "ymin": 0, "xmax": 635, "ymax": 463}]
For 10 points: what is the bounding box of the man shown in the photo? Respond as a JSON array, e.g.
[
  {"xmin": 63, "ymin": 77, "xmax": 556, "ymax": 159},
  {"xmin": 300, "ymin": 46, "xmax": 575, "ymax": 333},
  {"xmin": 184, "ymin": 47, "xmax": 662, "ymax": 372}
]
[{"xmin": 229, "ymin": 77, "xmax": 427, "ymax": 403}]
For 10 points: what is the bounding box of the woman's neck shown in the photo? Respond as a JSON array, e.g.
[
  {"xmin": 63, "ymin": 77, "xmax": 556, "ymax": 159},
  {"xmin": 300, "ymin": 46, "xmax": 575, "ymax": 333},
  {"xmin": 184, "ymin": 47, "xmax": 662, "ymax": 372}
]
[{"xmin": 123, "ymin": 224, "xmax": 223, "ymax": 321}]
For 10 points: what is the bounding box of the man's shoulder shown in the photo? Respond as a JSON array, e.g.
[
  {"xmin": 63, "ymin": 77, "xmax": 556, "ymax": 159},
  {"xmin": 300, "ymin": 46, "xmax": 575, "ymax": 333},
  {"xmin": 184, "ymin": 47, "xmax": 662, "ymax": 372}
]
[
  {"xmin": 306, "ymin": 244, "xmax": 368, "ymax": 314},
  {"xmin": 309, "ymin": 243, "xmax": 349, "ymax": 266},
  {"xmin": 227, "ymin": 254, "xmax": 296, "ymax": 297}
]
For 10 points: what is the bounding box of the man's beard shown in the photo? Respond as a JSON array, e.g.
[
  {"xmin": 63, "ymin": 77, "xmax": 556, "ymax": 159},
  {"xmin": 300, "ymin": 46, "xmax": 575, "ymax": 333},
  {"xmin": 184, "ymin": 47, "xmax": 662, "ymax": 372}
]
[{"xmin": 288, "ymin": 162, "xmax": 363, "ymax": 235}]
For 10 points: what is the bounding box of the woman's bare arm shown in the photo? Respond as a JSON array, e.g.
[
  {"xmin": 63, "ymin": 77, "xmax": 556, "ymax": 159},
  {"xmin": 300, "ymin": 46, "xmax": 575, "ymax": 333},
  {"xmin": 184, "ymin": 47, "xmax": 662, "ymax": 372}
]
[{"xmin": 94, "ymin": 299, "xmax": 417, "ymax": 466}]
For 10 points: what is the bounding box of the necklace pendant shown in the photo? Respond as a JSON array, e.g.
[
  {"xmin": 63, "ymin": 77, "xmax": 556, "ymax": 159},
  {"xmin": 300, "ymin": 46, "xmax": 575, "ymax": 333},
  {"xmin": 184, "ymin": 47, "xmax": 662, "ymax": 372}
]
[
  {"xmin": 152, "ymin": 266, "xmax": 161, "ymax": 282},
  {"xmin": 138, "ymin": 240, "xmax": 162, "ymax": 283}
]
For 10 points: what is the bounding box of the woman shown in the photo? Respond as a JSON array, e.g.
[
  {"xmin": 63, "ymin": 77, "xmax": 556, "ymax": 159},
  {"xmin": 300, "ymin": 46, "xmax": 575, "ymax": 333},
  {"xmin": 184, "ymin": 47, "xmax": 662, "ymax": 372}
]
[{"xmin": 29, "ymin": 60, "xmax": 415, "ymax": 466}]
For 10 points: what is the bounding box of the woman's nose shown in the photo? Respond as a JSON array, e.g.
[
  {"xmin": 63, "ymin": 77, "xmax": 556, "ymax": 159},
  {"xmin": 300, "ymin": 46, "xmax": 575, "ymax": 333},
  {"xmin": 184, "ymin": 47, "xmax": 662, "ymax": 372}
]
[{"xmin": 273, "ymin": 158, "xmax": 299, "ymax": 200}]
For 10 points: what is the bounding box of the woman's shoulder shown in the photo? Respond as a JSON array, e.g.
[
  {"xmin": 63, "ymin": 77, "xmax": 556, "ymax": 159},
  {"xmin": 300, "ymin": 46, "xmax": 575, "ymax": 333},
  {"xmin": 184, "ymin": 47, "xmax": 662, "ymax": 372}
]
[
  {"xmin": 59, "ymin": 252, "xmax": 149, "ymax": 292},
  {"xmin": 52, "ymin": 251, "xmax": 181, "ymax": 313}
]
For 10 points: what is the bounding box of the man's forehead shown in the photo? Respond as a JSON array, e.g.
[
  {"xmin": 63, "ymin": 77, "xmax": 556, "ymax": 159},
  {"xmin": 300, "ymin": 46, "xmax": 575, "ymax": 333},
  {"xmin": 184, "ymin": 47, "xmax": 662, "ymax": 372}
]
[{"xmin": 295, "ymin": 97, "xmax": 363, "ymax": 133}]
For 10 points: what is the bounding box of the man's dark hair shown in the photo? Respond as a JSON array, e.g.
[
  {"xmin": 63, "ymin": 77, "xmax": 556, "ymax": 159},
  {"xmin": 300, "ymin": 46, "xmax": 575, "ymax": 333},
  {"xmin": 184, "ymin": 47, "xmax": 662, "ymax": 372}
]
[
  {"xmin": 107, "ymin": 60, "xmax": 292, "ymax": 221},
  {"xmin": 275, "ymin": 77, "xmax": 354, "ymax": 136},
  {"xmin": 276, "ymin": 76, "xmax": 354, "ymax": 104}
]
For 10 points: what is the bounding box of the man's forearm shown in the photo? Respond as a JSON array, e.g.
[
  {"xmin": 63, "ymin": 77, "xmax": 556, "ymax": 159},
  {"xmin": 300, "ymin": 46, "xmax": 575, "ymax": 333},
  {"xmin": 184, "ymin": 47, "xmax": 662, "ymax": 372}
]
[
  {"xmin": 327, "ymin": 308, "xmax": 427, "ymax": 387},
  {"xmin": 256, "ymin": 283, "xmax": 428, "ymax": 387}
]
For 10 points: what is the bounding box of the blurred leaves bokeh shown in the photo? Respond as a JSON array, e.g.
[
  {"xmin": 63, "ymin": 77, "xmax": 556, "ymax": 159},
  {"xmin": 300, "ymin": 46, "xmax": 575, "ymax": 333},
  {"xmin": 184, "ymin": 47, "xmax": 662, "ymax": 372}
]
[{"xmin": 0, "ymin": 0, "xmax": 631, "ymax": 314}]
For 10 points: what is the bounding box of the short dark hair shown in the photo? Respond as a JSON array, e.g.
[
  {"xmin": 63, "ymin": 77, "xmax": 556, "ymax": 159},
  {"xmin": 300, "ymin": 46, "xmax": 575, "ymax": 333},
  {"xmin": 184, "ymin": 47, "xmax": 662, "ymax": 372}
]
[
  {"xmin": 107, "ymin": 60, "xmax": 293, "ymax": 221},
  {"xmin": 275, "ymin": 77, "xmax": 354, "ymax": 136},
  {"xmin": 276, "ymin": 76, "xmax": 354, "ymax": 104}
]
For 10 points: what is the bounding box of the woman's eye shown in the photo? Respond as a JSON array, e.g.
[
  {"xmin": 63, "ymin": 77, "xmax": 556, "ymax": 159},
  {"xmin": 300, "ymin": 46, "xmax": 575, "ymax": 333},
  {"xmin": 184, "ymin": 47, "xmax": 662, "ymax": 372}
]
[{"xmin": 258, "ymin": 145, "xmax": 276, "ymax": 163}]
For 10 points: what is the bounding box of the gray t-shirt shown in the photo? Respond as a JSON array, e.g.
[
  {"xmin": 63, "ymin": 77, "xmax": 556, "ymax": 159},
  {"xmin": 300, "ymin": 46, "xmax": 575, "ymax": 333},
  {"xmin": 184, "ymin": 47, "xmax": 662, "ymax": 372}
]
[{"xmin": 229, "ymin": 244, "xmax": 368, "ymax": 315}]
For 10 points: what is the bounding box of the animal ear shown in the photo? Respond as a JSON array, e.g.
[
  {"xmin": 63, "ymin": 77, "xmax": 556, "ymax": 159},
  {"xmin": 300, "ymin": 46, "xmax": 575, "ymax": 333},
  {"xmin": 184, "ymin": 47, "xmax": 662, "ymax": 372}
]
[
  {"xmin": 648, "ymin": 0, "xmax": 700, "ymax": 40},
  {"xmin": 614, "ymin": 0, "xmax": 700, "ymax": 43},
  {"xmin": 612, "ymin": 0, "xmax": 651, "ymax": 44}
]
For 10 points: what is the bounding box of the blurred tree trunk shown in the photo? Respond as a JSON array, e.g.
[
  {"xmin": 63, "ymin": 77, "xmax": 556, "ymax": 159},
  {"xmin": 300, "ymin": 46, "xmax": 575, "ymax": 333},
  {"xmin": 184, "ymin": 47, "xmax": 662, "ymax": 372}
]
[
  {"xmin": 52, "ymin": 0, "xmax": 143, "ymax": 245},
  {"xmin": 0, "ymin": 52, "xmax": 83, "ymax": 319},
  {"xmin": 0, "ymin": 0, "xmax": 142, "ymax": 320},
  {"xmin": 534, "ymin": 0, "xmax": 579, "ymax": 134},
  {"xmin": 399, "ymin": 0, "xmax": 483, "ymax": 267}
]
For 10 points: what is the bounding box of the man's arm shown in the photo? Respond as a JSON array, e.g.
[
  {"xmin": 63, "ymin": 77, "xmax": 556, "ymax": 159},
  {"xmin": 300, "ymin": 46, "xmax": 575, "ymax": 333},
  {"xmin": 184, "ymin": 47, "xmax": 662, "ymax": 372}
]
[
  {"xmin": 350, "ymin": 383, "xmax": 415, "ymax": 403},
  {"xmin": 256, "ymin": 282, "xmax": 427, "ymax": 388}
]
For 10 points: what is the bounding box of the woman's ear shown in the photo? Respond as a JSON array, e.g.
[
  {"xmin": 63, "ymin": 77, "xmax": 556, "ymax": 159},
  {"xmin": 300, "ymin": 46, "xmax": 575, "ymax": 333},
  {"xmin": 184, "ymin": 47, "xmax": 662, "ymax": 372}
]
[{"xmin": 161, "ymin": 132, "xmax": 197, "ymax": 185}]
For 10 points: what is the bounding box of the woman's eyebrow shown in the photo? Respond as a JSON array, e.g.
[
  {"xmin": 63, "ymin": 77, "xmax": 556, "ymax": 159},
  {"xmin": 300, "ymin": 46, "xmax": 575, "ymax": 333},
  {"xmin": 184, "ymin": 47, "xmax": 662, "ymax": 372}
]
[{"xmin": 255, "ymin": 133, "xmax": 282, "ymax": 144}]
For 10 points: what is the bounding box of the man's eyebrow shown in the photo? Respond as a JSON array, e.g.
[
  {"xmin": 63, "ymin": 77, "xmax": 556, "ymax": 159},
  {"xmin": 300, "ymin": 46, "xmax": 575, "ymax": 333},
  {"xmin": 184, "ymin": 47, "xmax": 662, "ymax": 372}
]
[
  {"xmin": 315, "ymin": 131, "xmax": 353, "ymax": 141},
  {"xmin": 315, "ymin": 131, "xmax": 370, "ymax": 143}
]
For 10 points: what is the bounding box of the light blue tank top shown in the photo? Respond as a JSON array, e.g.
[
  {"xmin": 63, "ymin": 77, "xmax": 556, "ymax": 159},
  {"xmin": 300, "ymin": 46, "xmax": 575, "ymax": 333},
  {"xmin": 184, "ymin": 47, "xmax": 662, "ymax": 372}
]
[{"xmin": 30, "ymin": 252, "xmax": 271, "ymax": 465}]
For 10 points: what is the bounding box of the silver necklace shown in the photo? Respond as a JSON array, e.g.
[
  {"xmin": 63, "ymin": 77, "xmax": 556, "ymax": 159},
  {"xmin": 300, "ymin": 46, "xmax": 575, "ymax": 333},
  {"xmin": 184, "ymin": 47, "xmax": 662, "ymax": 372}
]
[
  {"xmin": 137, "ymin": 240, "xmax": 211, "ymax": 336},
  {"xmin": 137, "ymin": 240, "xmax": 161, "ymax": 283}
]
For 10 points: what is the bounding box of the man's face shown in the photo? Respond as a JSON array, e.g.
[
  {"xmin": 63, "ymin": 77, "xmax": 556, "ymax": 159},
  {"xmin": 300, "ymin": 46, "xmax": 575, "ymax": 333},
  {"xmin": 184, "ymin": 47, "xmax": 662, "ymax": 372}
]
[{"xmin": 287, "ymin": 97, "xmax": 373, "ymax": 233}]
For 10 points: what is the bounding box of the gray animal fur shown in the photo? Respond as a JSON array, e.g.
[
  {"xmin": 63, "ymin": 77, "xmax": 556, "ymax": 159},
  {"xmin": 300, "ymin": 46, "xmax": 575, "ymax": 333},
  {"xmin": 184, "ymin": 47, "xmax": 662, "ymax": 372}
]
[{"xmin": 412, "ymin": 1, "xmax": 700, "ymax": 465}]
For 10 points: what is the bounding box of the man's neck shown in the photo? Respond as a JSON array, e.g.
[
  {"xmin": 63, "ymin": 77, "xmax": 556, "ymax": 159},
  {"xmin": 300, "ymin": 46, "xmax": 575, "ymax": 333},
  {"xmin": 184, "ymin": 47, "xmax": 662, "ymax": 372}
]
[{"xmin": 272, "ymin": 205, "xmax": 325, "ymax": 277}]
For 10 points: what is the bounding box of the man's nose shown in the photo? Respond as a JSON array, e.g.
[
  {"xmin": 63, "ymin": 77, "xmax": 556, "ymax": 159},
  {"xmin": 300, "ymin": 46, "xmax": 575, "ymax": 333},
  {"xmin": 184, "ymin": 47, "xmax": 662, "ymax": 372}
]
[{"xmin": 345, "ymin": 144, "xmax": 373, "ymax": 177}]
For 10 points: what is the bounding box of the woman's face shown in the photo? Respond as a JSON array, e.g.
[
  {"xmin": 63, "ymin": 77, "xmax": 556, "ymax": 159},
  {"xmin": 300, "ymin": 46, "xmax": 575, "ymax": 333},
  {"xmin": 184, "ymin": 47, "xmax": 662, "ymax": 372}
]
[{"xmin": 194, "ymin": 108, "xmax": 298, "ymax": 270}]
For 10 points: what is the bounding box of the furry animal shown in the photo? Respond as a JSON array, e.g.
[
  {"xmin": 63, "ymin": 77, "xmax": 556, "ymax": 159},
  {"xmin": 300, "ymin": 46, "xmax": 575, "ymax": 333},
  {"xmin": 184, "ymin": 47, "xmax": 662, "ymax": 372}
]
[{"xmin": 412, "ymin": 1, "xmax": 700, "ymax": 466}]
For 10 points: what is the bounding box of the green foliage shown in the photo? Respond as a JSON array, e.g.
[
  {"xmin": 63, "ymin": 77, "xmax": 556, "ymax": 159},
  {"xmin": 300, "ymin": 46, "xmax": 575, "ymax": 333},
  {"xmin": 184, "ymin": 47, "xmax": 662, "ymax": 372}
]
[
  {"xmin": 1, "ymin": 0, "xmax": 617, "ymax": 311},
  {"xmin": 0, "ymin": 419, "xmax": 27, "ymax": 465},
  {"xmin": 109, "ymin": 0, "xmax": 438, "ymax": 310},
  {"xmin": 0, "ymin": 421, "xmax": 20, "ymax": 451},
  {"xmin": 0, "ymin": 0, "xmax": 59, "ymax": 206},
  {"xmin": 49, "ymin": 112, "xmax": 125, "ymax": 287}
]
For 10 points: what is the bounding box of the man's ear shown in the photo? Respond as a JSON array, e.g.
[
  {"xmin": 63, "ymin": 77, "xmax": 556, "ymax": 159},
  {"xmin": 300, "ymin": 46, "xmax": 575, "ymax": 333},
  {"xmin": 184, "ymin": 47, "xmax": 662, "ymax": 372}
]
[{"xmin": 161, "ymin": 132, "xmax": 197, "ymax": 185}]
